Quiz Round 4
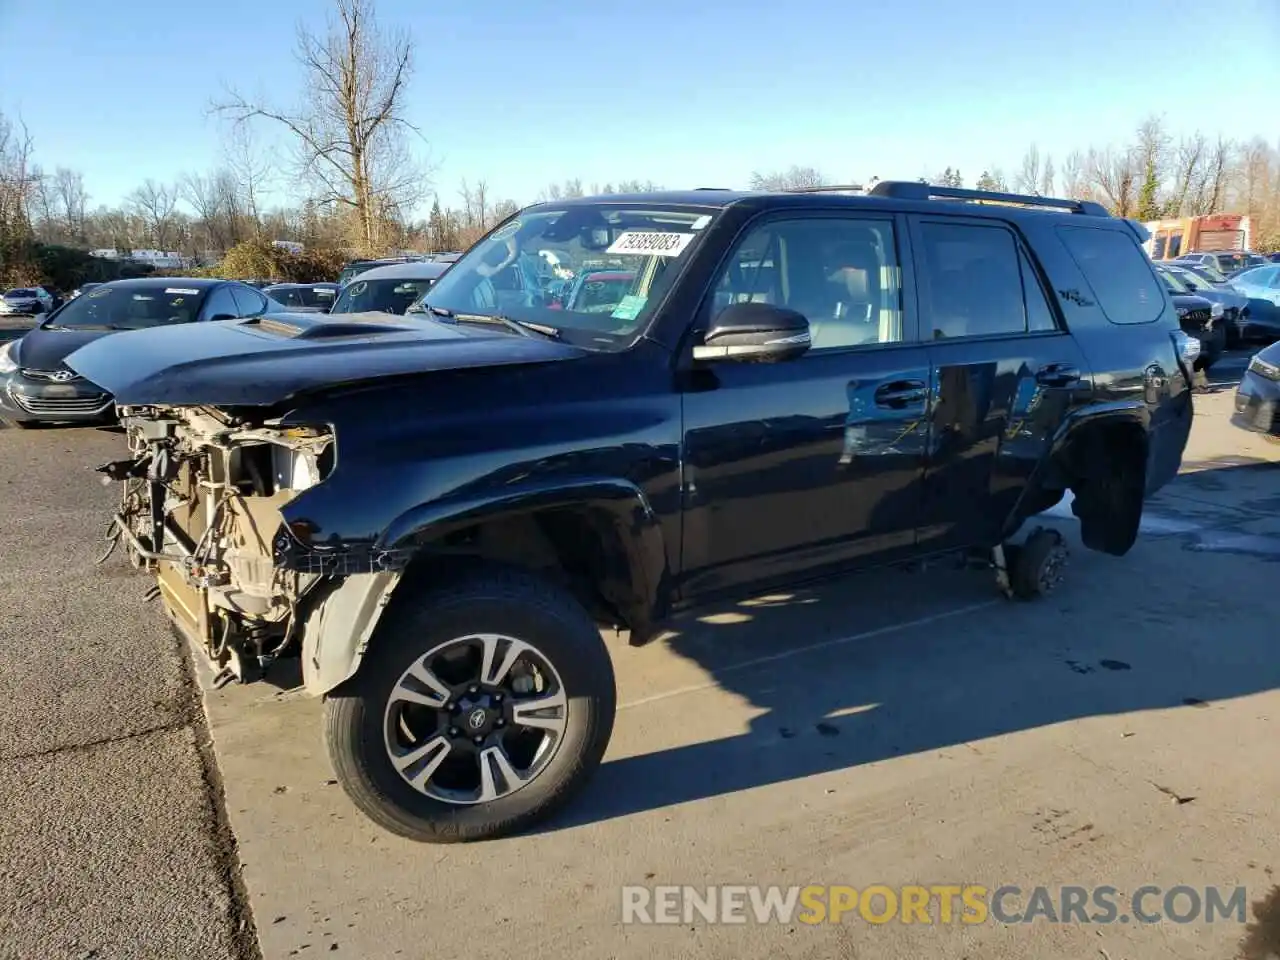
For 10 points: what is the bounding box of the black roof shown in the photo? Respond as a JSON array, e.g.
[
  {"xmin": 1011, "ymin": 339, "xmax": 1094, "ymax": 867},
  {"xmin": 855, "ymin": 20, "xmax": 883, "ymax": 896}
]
[
  {"xmin": 99, "ymin": 277, "xmax": 224, "ymax": 291},
  {"xmin": 534, "ymin": 182, "xmax": 1118, "ymax": 224}
]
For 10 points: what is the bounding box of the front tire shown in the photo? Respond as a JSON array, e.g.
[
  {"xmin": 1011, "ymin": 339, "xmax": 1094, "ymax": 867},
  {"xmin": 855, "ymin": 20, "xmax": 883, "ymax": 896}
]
[{"xmin": 325, "ymin": 567, "xmax": 617, "ymax": 843}]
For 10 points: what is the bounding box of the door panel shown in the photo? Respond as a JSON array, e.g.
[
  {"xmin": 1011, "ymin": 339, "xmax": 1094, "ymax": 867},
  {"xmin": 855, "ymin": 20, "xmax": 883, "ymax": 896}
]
[
  {"xmin": 677, "ymin": 210, "xmax": 927, "ymax": 600},
  {"xmin": 908, "ymin": 214, "xmax": 1092, "ymax": 551},
  {"xmin": 680, "ymin": 347, "xmax": 931, "ymax": 597},
  {"xmin": 919, "ymin": 336, "xmax": 1089, "ymax": 550}
]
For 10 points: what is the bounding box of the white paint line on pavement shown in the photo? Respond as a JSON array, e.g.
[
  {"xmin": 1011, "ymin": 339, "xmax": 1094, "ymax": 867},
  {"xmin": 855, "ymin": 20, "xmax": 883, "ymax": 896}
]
[{"xmin": 618, "ymin": 599, "xmax": 1000, "ymax": 711}]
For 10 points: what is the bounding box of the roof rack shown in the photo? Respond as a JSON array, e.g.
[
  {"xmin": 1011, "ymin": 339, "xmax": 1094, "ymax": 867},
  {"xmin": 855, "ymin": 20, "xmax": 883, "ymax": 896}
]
[
  {"xmin": 867, "ymin": 180, "xmax": 1111, "ymax": 217},
  {"xmin": 787, "ymin": 184, "xmax": 866, "ymax": 194}
]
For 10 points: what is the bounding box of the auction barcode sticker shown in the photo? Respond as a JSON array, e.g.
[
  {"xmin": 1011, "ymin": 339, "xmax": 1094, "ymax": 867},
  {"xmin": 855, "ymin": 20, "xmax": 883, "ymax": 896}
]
[{"xmin": 606, "ymin": 231, "xmax": 695, "ymax": 257}]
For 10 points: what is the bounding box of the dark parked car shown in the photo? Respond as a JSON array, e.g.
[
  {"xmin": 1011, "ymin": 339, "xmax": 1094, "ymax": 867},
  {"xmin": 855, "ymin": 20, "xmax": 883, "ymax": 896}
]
[
  {"xmin": 1154, "ymin": 265, "xmax": 1229, "ymax": 360},
  {"xmin": 262, "ymin": 282, "xmax": 340, "ymax": 313},
  {"xmin": 70, "ymin": 182, "xmax": 1195, "ymax": 842},
  {"xmin": 337, "ymin": 257, "xmax": 422, "ymax": 288},
  {"xmin": 1176, "ymin": 250, "xmax": 1263, "ymax": 275},
  {"xmin": 0, "ymin": 277, "xmax": 283, "ymax": 427},
  {"xmin": 329, "ymin": 261, "xmax": 449, "ymax": 315},
  {"xmin": 1232, "ymin": 341, "xmax": 1280, "ymax": 437}
]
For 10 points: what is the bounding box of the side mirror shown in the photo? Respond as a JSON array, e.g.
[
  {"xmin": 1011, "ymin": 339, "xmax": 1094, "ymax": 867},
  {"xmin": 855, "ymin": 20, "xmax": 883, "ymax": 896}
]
[
  {"xmin": 208, "ymin": 313, "xmax": 236, "ymax": 323},
  {"xmin": 691, "ymin": 301, "xmax": 811, "ymax": 363}
]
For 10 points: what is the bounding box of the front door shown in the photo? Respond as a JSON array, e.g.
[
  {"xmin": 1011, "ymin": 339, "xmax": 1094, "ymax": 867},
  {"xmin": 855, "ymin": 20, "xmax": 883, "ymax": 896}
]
[
  {"xmin": 679, "ymin": 212, "xmax": 930, "ymax": 600},
  {"xmin": 907, "ymin": 215, "xmax": 1092, "ymax": 552}
]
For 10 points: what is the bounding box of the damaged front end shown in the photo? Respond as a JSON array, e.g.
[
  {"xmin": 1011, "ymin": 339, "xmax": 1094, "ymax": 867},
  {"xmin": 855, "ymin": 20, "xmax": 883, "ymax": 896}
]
[{"xmin": 100, "ymin": 404, "xmax": 337, "ymax": 687}]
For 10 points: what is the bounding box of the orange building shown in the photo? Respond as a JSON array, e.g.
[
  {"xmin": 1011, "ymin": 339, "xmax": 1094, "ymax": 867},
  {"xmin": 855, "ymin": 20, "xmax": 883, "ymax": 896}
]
[{"xmin": 1143, "ymin": 214, "xmax": 1251, "ymax": 260}]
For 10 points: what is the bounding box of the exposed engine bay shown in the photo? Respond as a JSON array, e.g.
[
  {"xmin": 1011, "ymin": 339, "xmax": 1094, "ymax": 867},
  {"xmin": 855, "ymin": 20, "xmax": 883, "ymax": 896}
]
[{"xmin": 99, "ymin": 405, "xmax": 335, "ymax": 686}]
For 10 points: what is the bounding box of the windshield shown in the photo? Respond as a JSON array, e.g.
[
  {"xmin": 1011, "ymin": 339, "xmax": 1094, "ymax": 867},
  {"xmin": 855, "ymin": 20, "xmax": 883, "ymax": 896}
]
[
  {"xmin": 5, "ymin": 289, "xmax": 37, "ymax": 298},
  {"xmin": 422, "ymin": 202, "xmax": 717, "ymax": 348},
  {"xmin": 44, "ymin": 284, "xmax": 207, "ymax": 330},
  {"xmin": 267, "ymin": 285, "xmax": 337, "ymax": 309},
  {"xmin": 1178, "ymin": 263, "xmax": 1225, "ymax": 284},
  {"xmin": 330, "ymin": 276, "xmax": 436, "ymax": 314},
  {"xmin": 338, "ymin": 262, "xmax": 378, "ymax": 287},
  {"xmin": 1158, "ymin": 269, "xmax": 1190, "ymax": 294}
]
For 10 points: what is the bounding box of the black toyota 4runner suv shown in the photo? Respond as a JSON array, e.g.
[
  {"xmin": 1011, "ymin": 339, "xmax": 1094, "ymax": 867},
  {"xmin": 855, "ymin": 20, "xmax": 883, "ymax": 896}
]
[{"xmin": 68, "ymin": 182, "xmax": 1197, "ymax": 843}]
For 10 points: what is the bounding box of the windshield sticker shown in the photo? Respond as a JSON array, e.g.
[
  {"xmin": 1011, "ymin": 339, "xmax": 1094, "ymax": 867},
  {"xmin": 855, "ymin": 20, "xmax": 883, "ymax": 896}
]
[
  {"xmin": 87, "ymin": 288, "xmax": 111, "ymax": 297},
  {"xmin": 132, "ymin": 294, "xmax": 156, "ymax": 301},
  {"xmin": 349, "ymin": 281, "xmax": 368, "ymax": 296},
  {"xmin": 606, "ymin": 231, "xmax": 694, "ymax": 257},
  {"xmin": 691, "ymin": 215, "xmax": 713, "ymax": 231},
  {"xmin": 313, "ymin": 287, "xmax": 335, "ymax": 295},
  {"xmin": 611, "ymin": 294, "xmax": 648, "ymax": 320},
  {"xmin": 165, "ymin": 287, "xmax": 200, "ymax": 295}
]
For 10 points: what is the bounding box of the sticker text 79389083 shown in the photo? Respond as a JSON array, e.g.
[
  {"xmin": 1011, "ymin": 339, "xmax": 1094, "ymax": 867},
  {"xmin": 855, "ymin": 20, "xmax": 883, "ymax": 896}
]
[{"xmin": 606, "ymin": 231, "xmax": 695, "ymax": 257}]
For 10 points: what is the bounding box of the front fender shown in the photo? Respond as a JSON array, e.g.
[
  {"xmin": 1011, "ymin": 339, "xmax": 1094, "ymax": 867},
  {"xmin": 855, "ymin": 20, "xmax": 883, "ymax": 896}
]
[
  {"xmin": 300, "ymin": 570, "xmax": 402, "ymax": 696},
  {"xmin": 381, "ymin": 476, "xmax": 671, "ymax": 633}
]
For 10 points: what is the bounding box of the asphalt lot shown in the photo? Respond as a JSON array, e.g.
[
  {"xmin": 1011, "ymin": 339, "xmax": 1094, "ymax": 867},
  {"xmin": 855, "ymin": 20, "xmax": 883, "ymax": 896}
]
[{"xmin": 2, "ymin": 351, "xmax": 1279, "ymax": 960}]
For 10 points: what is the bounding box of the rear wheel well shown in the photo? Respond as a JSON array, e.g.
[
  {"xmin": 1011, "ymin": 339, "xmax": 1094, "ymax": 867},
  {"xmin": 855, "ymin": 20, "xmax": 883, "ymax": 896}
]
[
  {"xmin": 1054, "ymin": 419, "xmax": 1148, "ymax": 556},
  {"xmin": 395, "ymin": 510, "xmax": 638, "ymax": 630}
]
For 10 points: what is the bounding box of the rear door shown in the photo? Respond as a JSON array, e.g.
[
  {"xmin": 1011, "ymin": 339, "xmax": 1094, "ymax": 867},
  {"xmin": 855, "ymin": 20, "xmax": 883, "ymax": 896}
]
[
  {"xmin": 679, "ymin": 211, "xmax": 931, "ymax": 598},
  {"xmin": 907, "ymin": 215, "xmax": 1092, "ymax": 552}
]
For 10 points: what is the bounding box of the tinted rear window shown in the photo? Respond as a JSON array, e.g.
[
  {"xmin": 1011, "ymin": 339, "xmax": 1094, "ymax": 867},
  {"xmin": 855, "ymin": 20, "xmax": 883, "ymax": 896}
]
[{"xmin": 1057, "ymin": 226, "xmax": 1164, "ymax": 324}]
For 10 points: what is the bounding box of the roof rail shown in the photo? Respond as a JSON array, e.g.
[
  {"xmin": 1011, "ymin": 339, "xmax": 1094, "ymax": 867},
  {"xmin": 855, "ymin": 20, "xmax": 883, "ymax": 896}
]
[
  {"xmin": 693, "ymin": 186, "xmax": 733, "ymax": 191},
  {"xmin": 787, "ymin": 184, "xmax": 866, "ymax": 194},
  {"xmin": 867, "ymin": 180, "xmax": 1112, "ymax": 217}
]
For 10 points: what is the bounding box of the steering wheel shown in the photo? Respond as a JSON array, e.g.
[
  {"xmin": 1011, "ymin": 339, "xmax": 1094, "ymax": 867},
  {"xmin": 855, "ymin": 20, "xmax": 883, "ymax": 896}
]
[{"xmin": 475, "ymin": 235, "xmax": 520, "ymax": 278}]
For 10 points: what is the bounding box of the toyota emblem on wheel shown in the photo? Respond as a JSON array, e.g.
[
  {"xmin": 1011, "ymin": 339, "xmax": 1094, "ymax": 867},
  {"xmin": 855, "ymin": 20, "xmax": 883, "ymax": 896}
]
[{"xmin": 467, "ymin": 708, "xmax": 487, "ymax": 730}]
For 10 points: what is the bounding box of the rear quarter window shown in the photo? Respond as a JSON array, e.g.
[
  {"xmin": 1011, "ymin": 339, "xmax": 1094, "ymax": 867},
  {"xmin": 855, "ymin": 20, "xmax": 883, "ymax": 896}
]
[{"xmin": 1057, "ymin": 226, "xmax": 1165, "ymax": 324}]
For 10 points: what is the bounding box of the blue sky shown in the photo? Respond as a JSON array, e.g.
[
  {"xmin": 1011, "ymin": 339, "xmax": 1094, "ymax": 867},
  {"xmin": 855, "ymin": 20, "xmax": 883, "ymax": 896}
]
[{"xmin": 1, "ymin": 0, "xmax": 1277, "ymax": 217}]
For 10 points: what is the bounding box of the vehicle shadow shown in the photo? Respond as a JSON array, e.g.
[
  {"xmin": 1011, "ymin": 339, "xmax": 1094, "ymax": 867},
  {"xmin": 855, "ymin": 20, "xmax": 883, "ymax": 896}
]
[{"xmin": 540, "ymin": 459, "xmax": 1280, "ymax": 833}]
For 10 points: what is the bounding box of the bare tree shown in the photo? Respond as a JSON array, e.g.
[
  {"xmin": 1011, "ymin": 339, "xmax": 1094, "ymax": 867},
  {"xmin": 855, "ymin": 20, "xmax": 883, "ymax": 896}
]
[
  {"xmin": 749, "ymin": 165, "xmax": 826, "ymax": 191},
  {"xmin": 1039, "ymin": 155, "xmax": 1055, "ymax": 197},
  {"xmin": 0, "ymin": 112, "xmax": 39, "ymax": 244},
  {"xmin": 52, "ymin": 167, "xmax": 88, "ymax": 240},
  {"xmin": 1088, "ymin": 146, "xmax": 1139, "ymax": 217},
  {"xmin": 1202, "ymin": 136, "xmax": 1234, "ymax": 214},
  {"xmin": 1059, "ymin": 150, "xmax": 1089, "ymax": 200},
  {"xmin": 1015, "ymin": 144, "xmax": 1043, "ymax": 195},
  {"xmin": 222, "ymin": 123, "xmax": 272, "ymax": 234},
  {"xmin": 216, "ymin": 0, "xmax": 428, "ymax": 254},
  {"xmin": 127, "ymin": 179, "xmax": 180, "ymax": 249},
  {"xmin": 1236, "ymin": 138, "xmax": 1275, "ymax": 215},
  {"xmin": 1170, "ymin": 133, "xmax": 1207, "ymax": 216}
]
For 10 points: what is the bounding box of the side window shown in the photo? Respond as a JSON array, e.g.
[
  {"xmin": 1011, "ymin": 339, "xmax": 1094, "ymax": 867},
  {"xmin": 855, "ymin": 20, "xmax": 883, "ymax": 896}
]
[
  {"xmin": 1057, "ymin": 226, "xmax": 1164, "ymax": 324},
  {"xmin": 230, "ymin": 284, "xmax": 268, "ymax": 317},
  {"xmin": 201, "ymin": 286, "xmax": 239, "ymax": 321},
  {"xmin": 917, "ymin": 221, "xmax": 1026, "ymax": 339},
  {"xmin": 1020, "ymin": 249, "xmax": 1058, "ymax": 333},
  {"xmin": 709, "ymin": 217, "xmax": 905, "ymax": 350}
]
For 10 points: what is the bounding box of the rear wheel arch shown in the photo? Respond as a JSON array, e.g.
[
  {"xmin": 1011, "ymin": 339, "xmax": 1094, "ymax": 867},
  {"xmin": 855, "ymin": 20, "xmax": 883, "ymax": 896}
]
[{"xmin": 1051, "ymin": 413, "xmax": 1149, "ymax": 556}]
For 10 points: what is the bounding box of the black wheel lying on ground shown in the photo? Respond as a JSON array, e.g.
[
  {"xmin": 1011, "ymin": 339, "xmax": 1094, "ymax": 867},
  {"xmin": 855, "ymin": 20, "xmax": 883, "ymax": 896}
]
[
  {"xmin": 325, "ymin": 566, "xmax": 617, "ymax": 843},
  {"xmin": 1009, "ymin": 527, "xmax": 1069, "ymax": 600}
]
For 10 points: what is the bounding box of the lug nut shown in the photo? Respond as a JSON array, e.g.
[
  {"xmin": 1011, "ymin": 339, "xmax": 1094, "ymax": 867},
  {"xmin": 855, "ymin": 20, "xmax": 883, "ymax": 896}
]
[
  {"xmin": 449, "ymin": 727, "xmax": 459, "ymax": 737},
  {"xmin": 468, "ymin": 686, "xmax": 478, "ymax": 694},
  {"xmin": 496, "ymin": 718, "xmax": 505, "ymax": 727},
  {"xmin": 493, "ymin": 694, "xmax": 502, "ymax": 703},
  {"xmin": 473, "ymin": 736, "xmax": 483, "ymax": 744}
]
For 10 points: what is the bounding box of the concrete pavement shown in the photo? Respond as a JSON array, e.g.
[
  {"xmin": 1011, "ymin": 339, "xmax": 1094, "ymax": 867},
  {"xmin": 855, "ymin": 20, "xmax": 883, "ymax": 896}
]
[{"xmin": 0, "ymin": 425, "xmax": 255, "ymax": 960}]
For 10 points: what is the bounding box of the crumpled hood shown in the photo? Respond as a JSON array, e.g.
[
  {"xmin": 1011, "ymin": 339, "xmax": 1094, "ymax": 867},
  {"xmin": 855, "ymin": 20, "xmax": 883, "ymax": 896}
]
[
  {"xmin": 8, "ymin": 325, "xmax": 115, "ymax": 372},
  {"xmin": 64, "ymin": 311, "xmax": 587, "ymax": 407}
]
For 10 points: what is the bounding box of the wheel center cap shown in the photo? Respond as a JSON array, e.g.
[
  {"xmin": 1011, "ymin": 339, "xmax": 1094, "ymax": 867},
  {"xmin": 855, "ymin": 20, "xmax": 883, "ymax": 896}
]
[{"xmin": 466, "ymin": 707, "xmax": 489, "ymax": 731}]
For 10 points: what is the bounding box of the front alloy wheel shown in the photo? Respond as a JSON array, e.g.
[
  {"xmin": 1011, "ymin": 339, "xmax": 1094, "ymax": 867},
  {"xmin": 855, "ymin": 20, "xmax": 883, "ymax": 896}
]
[
  {"xmin": 384, "ymin": 633, "xmax": 569, "ymax": 805},
  {"xmin": 325, "ymin": 568, "xmax": 616, "ymax": 843}
]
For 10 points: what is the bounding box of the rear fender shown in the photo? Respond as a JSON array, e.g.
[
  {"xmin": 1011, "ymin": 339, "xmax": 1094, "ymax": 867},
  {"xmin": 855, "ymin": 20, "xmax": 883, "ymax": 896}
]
[{"xmin": 1000, "ymin": 402, "xmax": 1149, "ymax": 538}]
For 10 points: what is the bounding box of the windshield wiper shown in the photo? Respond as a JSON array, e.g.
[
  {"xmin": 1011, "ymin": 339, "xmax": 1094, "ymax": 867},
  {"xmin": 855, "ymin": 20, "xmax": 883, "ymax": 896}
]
[{"xmin": 424, "ymin": 305, "xmax": 560, "ymax": 340}]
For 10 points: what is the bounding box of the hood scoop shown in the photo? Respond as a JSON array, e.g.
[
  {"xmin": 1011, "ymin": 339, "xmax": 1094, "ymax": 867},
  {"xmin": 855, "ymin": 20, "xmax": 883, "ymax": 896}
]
[{"xmin": 242, "ymin": 312, "xmax": 420, "ymax": 339}]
